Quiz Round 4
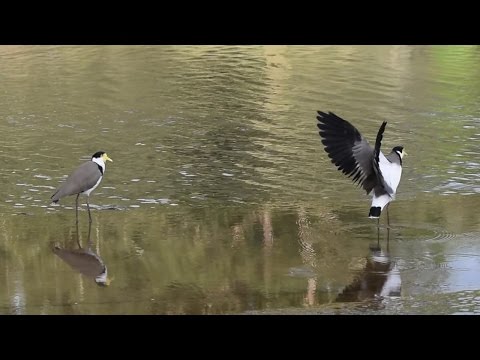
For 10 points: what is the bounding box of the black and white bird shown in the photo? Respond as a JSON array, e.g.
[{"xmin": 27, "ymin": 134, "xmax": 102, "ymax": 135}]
[
  {"xmin": 51, "ymin": 151, "xmax": 113, "ymax": 223},
  {"xmin": 316, "ymin": 111, "xmax": 406, "ymax": 223}
]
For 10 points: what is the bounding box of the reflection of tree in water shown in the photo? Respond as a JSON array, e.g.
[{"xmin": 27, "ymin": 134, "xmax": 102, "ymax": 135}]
[
  {"xmin": 222, "ymin": 206, "xmax": 402, "ymax": 311},
  {"xmin": 49, "ymin": 203, "xmax": 400, "ymax": 313},
  {"xmin": 149, "ymin": 280, "xmax": 271, "ymax": 315},
  {"xmin": 296, "ymin": 207, "xmax": 318, "ymax": 307},
  {"xmin": 142, "ymin": 206, "xmax": 329, "ymax": 314}
]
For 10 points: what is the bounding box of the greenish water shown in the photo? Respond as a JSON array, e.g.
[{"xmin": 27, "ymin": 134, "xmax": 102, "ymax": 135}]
[{"xmin": 1, "ymin": 45, "xmax": 480, "ymax": 314}]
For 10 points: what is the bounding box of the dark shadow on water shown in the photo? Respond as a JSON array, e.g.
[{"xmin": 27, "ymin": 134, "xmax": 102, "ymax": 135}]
[
  {"xmin": 335, "ymin": 227, "xmax": 401, "ymax": 304},
  {"xmin": 52, "ymin": 220, "xmax": 112, "ymax": 287}
]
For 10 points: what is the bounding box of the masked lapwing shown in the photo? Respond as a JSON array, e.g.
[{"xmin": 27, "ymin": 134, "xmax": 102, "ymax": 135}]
[
  {"xmin": 51, "ymin": 151, "xmax": 112, "ymax": 223},
  {"xmin": 316, "ymin": 111, "xmax": 406, "ymax": 224}
]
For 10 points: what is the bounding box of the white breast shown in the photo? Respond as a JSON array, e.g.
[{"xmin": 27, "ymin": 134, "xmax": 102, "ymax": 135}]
[{"xmin": 379, "ymin": 153, "xmax": 402, "ymax": 194}]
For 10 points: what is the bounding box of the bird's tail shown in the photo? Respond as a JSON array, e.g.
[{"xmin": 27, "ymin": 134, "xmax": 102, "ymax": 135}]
[
  {"xmin": 369, "ymin": 193, "xmax": 391, "ymax": 219},
  {"xmin": 368, "ymin": 206, "xmax": 381, "ymax": 218},
  {"xmin": 51, "ymin": 190, "xmax": 60, "ymax": 203}
]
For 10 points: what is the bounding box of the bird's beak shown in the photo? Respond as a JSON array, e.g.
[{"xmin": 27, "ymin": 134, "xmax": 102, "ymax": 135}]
[
  {"xmin": 104, "ymin": 154, "xmax": 113, "ymax": 162},
  {"xmin": 403, "ymin": 151, "xmax": 408, "ymax": 156}
]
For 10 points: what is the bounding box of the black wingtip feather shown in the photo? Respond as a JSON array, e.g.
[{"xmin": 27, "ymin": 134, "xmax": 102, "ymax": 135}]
[
  {"xmin": 374, "ymin": 121, "xmax": 387, "ymax": 164},
  {"xmin": 316, "ymin": 110, "xmax": 380, "ymax": 195}
]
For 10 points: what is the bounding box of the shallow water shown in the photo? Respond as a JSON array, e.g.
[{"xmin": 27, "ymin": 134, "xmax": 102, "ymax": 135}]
[{"xmin": 1, "ymin": 45, "xmax": 480, "ymax": 314}]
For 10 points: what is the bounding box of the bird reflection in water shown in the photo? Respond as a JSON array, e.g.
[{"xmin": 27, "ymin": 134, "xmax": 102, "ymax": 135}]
[
  {"xmin": 336, "ymin": 228, "xmax": 401, "ymax": 303},
  {"xmin": 52, "ymin": 220, "xmax": 112, "ymax": 287}
]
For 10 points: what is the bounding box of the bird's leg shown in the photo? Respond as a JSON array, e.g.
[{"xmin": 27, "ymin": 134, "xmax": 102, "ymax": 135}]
[
  {"xmin": 387, "ymin": 226, "xmax": 390, "ymax": 252},
  {"xmin": 75, "ymin": 193, "xmax": 81, "ymax": 248},
  {"xmin": 386, "ymin": 203, "xmax": 390, "ymax": 229},
  {"xmin": 87, "ymin": 217, "xmax": 93, "ymax": 250},
  {"xmin": 386, "ymin": 203, "xmax": 391, "ymax": 251},
  {"xmin": 75, "ymin": 193, "xmax": 80, "ymax": 226},
  {"xmin": 377, "ymin": 225, "xmax": 380, "ymax": 247},
  {"xmin": 87, "ymin": 196, "xmax": 92, "ymax": 224}
]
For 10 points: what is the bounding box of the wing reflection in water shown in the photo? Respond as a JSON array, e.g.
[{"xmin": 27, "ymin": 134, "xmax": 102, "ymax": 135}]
[
  {"xmin": 336, "ymin": 229, "xmax": 401, "ymax": 303},
  {"xmin": 52, "ymin": 220, "xmax": 112, "ymax": 287}
]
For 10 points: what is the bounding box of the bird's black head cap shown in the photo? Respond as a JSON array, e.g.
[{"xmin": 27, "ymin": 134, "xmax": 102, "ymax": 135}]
[{"xmin": 92, "ymin": 151, "xmax": 106, "ymax": 159}]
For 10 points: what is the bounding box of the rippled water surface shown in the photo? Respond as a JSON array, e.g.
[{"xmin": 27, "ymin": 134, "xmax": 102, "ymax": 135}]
[{"xmin": 1, "ymin": 45, "xmax": 480, "ymax": 314}]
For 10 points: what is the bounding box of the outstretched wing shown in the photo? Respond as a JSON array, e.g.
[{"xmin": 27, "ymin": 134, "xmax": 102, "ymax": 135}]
[{"xmin": 316, "ymin": 111, "xmax": 387, "ymax": 194}]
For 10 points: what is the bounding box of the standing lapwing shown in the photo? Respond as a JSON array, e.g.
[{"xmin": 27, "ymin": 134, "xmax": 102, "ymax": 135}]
[
  {"xmin": 316, "ymin": 111, "xmax": 406, "ymax": 225},
  {"xmin": 51, "ymin": 151, "xmax": 112, "ymax": 223}
]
